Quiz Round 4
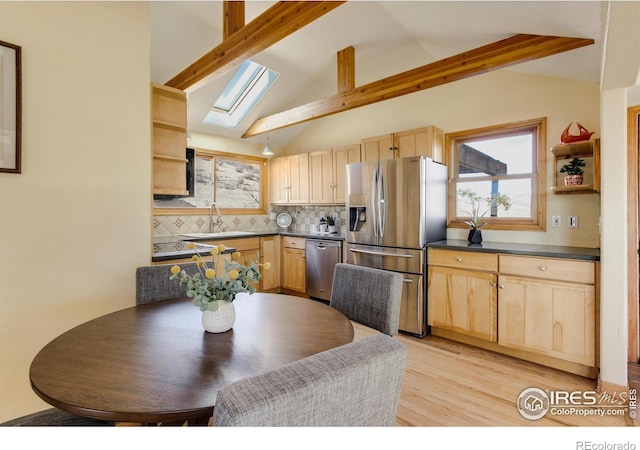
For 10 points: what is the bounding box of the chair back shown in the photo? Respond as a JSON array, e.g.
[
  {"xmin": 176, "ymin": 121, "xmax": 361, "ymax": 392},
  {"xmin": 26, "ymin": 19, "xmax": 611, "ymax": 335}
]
[
  {"xmin": 329, "ymin": 263, "xmax": 403, "ymax": 335},
  {"xmin": 0, "ymin": 408, "xmax": 113, "ymax": 426},
  {"xmin": 212, "ymin": 334, "xmax": 407, "ymax": 427},
  {"xmin": 135, "ymin": 263, "xmax": 198, "ymax": 305}
]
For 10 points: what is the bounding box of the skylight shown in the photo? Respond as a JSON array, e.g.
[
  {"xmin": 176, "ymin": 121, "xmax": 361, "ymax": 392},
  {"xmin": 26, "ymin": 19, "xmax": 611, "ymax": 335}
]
[{"xmin": 204, "ymin": 60, "xmax": 279, "ymax": 128}]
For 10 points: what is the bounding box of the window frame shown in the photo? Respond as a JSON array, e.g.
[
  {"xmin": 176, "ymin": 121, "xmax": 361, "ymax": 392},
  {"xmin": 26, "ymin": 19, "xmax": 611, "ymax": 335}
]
[
  {"xmin": 446, "ymin": 117, "xmax": 547, "ymax": 231},
  {"xmin": 154, "ymin": 149, "xmax": 268, "ymax": 216}
]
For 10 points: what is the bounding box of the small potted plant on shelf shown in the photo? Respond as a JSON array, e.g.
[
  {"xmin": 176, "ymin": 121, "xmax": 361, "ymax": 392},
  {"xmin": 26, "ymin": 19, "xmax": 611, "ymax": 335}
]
[
  {"xmin": 457, "ymin": 189, "xmax": 511, "ymax": 244},
  {"xmin": 560, "ymin": 157, "xmax": 585, "ymax": 186}
]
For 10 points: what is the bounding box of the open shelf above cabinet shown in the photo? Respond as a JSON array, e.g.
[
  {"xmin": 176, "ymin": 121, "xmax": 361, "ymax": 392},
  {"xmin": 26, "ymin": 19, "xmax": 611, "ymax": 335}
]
[
  {"xmin": 151, "ymin": 83, "xmax": 188, "ymax": 197},
  {"xmin": 550, "ymin": 138, "xmax": 600, "ymax": 194}
]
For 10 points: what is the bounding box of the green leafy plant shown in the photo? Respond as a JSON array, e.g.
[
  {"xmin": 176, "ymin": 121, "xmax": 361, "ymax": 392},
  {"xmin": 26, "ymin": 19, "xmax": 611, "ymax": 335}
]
[
  {"xmin": 457, "ymin": 188, "xmax": 512, "ymax": 229},
  {"xmin": 170, "ymin": 242, "xmax": 270, "ymax": 312},
  {"xmin": 559, "ymin": 157, "xmax": 585, "ymax": 175},
  {"xmin": 325, "ymin": 215, "xmax": 336, "ymax": 226}
]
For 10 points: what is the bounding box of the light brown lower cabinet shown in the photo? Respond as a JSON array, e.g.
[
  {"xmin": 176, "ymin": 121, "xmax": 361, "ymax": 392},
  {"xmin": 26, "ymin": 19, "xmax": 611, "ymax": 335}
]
[
  {"xmin": 498, "ymin": 275, "xmax": 596, "ymax": 366},
  {"xmin": 427, "ymin": 248, "xmax": 598, "ymax": 377},
  {"xmin": 259, "ymin": 235, "xmax": 280, "ymax": 291},
  {"xmin": 427, "ymin": 265, "xmax": 497, "ymax": 342},
  {"xmin": 152, "ymin": 235, "xmax": 280, "ymax": 292},
  {"xmin": 281, "ymin": 237, "xmax": 306, "ymax": 293}
]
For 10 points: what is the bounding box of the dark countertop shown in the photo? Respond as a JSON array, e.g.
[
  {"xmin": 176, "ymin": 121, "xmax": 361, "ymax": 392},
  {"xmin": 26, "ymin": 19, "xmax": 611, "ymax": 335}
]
[
  {"xmin": 152, "ymin": 243, "xmax": 238, "ymax": 263},
  {"xmin": 280, "ymin": 231, "xmax": 346, "ymax": 241},
  {"xmin": 153, "ymin": 230, "xmax": 345, "ymax": 262},
  {"xmin": 427, "ymin": 239, "xmax": 600, "ymax": 261}
]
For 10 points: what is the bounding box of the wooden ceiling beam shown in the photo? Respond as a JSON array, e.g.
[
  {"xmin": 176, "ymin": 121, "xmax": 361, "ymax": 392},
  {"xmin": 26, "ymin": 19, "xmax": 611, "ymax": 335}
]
[
  {"xmin": 223, "ymin": 1, "xmax": 245, "ymax": 40},
  {"xmin": 241, "ymin": 34, "xmax": 594, "ymax": 138},
  {"xmin": 337, "ymin": 46, "xmax": 355, "ymax": 94},
  {"xmin": 165, "ymin": 1, "xmax": 345, "ymax": 92}
]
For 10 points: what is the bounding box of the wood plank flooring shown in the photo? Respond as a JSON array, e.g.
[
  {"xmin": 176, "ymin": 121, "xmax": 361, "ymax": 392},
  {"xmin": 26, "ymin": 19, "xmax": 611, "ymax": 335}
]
[{"xmin": 352, "ymin": 323, "xmax": 633, "ymax": 427}]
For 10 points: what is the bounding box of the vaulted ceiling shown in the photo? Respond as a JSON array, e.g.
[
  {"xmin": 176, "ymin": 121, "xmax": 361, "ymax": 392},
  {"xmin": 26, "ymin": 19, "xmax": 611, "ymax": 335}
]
[{"xmin": 150, "ymin": 1, "xmax": 603, "ymax": 149}]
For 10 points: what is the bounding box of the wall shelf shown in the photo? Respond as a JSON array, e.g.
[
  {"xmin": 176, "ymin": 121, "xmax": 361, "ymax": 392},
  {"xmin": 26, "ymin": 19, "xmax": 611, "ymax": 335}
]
[
  {"xmin": 550, "ymin": 138, "xmax": 600, "ymax": 194},
  {"xmin": 151, "ymin": 83, "xmax": 188, "ymax": 197}
]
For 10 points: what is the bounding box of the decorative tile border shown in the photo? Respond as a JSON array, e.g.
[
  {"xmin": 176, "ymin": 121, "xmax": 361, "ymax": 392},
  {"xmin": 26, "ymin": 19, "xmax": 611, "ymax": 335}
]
[{"xmin": 153, "ymin": 205, "xmax": 347, "ymax": 242}]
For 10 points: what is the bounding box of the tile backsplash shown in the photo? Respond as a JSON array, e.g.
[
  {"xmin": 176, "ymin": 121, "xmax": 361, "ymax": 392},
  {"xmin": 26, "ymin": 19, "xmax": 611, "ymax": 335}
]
[{"xmin": 153, "ymin": 205, "xmax": 347, "ymax": 239}]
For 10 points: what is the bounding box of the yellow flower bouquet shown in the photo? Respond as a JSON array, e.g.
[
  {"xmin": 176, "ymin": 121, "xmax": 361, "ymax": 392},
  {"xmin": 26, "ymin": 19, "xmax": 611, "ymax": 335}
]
[{"xmin": 170, "ymin": 242, "xmax": 270, "ymax": 312}]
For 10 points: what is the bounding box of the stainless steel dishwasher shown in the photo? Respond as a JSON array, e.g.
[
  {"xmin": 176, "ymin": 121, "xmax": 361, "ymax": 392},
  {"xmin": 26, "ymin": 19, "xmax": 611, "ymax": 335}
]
[{"xmin": 305, "ymin": 239, "xmax": 342, "ymax": 302}]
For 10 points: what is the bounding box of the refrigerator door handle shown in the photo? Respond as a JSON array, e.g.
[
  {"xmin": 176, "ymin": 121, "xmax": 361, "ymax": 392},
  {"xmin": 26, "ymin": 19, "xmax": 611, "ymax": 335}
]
[
  {"xmin": 371, "ymin": 168, "xmax": 379, "ymax": 238},
  {"xmin": 349, "ymin": 248, "xmax": 414, "ymax": 258},
  {"xmin": 378, "ymin": 167, "xmax": 385, "ymax": 238}
]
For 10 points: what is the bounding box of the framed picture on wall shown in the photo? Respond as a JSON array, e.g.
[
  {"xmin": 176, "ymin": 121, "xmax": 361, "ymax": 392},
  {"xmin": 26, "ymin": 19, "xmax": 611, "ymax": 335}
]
[{"xmin": 0, "ymin": 39, "xmax": 21, "ymax": 173}]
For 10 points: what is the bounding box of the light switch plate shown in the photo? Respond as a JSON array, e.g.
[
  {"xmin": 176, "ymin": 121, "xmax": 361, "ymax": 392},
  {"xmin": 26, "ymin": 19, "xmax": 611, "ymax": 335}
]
[
  {"xmin": 569, "ymin": 216, "xmax": 578, "ymax": 228},
  {"xmin": 552, "ymin": 216, "xmax": 561, "ymax": 228}
]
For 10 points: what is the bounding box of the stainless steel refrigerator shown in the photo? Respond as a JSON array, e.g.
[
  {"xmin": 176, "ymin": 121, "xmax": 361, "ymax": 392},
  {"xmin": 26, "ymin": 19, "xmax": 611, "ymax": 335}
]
[{"xmin": 345, "ymin": 156, "xmax": 447, "ymax": 336}]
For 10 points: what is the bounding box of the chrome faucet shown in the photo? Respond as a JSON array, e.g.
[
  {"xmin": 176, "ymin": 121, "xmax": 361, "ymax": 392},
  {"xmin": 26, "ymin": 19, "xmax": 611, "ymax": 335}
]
[{"xmin": 209, "ymin": 202, "xmax": 223, "ymax": 232}]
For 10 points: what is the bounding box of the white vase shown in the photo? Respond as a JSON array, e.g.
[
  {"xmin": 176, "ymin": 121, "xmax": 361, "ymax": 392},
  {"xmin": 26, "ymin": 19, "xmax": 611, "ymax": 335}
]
[{"xmin": 201, "ymin": 300, "xmax": 235, "ymax": 333}]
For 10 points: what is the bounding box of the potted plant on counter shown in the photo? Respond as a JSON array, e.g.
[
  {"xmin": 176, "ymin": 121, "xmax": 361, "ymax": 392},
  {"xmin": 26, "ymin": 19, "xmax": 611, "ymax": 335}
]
[
  {"xmin": 560, "ymin": 157, "xmax": 585, "ymax": 186},
  {"xmin": 457, "ymin": 189, "xmax": 511, "ymax": 244},
  {"xmin": 325, "ymin": 215, "xmax": 337, "ymax": 234}
]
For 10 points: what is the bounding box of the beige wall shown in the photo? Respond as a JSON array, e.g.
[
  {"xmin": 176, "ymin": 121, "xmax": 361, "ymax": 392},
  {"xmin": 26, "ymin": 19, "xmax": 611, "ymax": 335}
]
[
  {"xmin": 286, "ymin": 70, "xmax": 601, "ymax": 248},
  {"xmin": 597, "ymin": 1, "xmax": 640, "ymax": 388},
  {"xmin": 188, "ymin": 130, "xmax": 263, "ymax": 156},
  {"xmin": 0, "ymin": 2, "xmax": 151, "ymax": 422}
]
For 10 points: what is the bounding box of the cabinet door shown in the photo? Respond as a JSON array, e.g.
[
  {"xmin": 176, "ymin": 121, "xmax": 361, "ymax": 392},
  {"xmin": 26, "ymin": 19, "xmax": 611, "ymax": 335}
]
[
  {"xmin": 361, "ymin": 134, "xmax": 394, "ymax": 162},
  {"xmin": 309, "ymin": 150, "xmax": 334, "ymax": 204},
  {"xmin": 498, "ymin": 275, "xmax": 596, "ymax": 366},
  {"xmin": 427, "ymin": 265, "xmax": 497, "ymax": 342},
  {"xmin": 396, "ymin": 126, "xmax": 444, "ymax": 163},
  {"xmin": 269, "ymin": 156, "xmax": 289, "ymax": 204},
  {"xmin": 282, "ymin": 247, "xmax": 306, "ymax": 292},
  {"xmin": 332, "ymin": 144, "xmax": 360, "ymax": 204},
  {"xmin": 260, "ymin": 235, "xmax": 281, "ymax": 291},
  {"xmin": 287, "ymin": 153, "xmax": 309, "ymax": 204}
]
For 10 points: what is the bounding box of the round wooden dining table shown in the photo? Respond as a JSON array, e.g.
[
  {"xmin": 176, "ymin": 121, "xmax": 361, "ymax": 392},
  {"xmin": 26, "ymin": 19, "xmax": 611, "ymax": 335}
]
[{"xmin": 29, "ymin": 293, "xmax": 354, "ymax": 425}]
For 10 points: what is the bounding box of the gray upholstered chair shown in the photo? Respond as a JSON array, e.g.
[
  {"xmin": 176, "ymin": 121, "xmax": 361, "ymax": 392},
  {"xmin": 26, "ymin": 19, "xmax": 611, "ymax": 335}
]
[
  {"xmin": 329, "ymin": 263, "xmax": 404, "ymax": 336},
  {"xmin": 0, "ymin": 408, "xmax": 113, "ymax": 426},
  {"xmin": 212, "ymin": 334, "xmax": 407, "ymax": 427},
  {"xmin": 135, "ymin": 262, "xmax": 199, "ymax": 305}
]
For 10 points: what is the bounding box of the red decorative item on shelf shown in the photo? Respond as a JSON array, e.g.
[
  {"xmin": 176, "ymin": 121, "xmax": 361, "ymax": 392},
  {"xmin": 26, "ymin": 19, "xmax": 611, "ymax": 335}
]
[{"xmin": 560, "ymin": 120, "xmax": 595, "ymax": 144}]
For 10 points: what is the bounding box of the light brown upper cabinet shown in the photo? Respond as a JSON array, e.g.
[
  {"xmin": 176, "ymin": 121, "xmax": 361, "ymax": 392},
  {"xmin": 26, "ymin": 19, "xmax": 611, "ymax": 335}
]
[
  {"xmin": 309, "ymin": 144, "xmax": 361, "ymax": 204},
  {"xmin": 151, "ymin": 83, "xmax": 188, "ymax": 196},
  {"xmin": 361, "ymin": 125, "xmax": 444, "ymax": 163},
  {"xmin": 269, "ymin": 153, "xmax": 310, "ymax": 204}
]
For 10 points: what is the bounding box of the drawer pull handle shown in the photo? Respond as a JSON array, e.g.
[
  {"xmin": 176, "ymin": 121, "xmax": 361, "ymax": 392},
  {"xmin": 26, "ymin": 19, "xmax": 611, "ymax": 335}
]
[
  {"xmin": 538, "ymin": 266, "xmax": 547, "ymax": 271},
  {"xmin": 490, "ymin": 282, "xmax": 497, "ymax": 287},
  {"xmin": 499, "ymin": 285, "xmax": 505, "ymax": 289},
  {"xmin": 456, "ymin": 257, "xmax": 463, "ymax": 262}
]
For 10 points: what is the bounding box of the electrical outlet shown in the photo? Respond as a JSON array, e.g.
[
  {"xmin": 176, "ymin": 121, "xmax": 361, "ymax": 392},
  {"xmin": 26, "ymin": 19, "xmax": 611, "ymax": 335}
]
[
  {"xmin": 569, "ymin": 216, "xmax": 579, "ymax": 228},
  {"xmin": 552, "ymin": 216, "xmax": 561, "ymax": 228}
]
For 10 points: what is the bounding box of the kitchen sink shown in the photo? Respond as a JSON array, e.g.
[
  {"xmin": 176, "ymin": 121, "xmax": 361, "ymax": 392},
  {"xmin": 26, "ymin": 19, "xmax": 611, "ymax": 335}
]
[{"xmin": 181, "ymin": 231, "xmax": 255, "ymax": 239}]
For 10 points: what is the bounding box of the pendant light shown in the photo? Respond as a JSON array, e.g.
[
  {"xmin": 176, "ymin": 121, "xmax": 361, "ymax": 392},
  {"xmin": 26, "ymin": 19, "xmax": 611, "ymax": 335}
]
[{"xmin": 262, "ymin": 133, "xmax": 274, "ymax": 156}]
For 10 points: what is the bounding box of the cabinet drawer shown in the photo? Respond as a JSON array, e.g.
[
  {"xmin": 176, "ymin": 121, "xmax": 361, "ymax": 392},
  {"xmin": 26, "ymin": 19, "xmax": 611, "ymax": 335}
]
[
  {"xmin": 282, "ymin": 237, "xmax": 306, "ymax": 249},
  {"xmin": 499, "ymin": 255, "xmax": 595, "ymax": 284},
  {"xmin": 428, "ymin": 248, "xmax": 498, "ymax": 272}
]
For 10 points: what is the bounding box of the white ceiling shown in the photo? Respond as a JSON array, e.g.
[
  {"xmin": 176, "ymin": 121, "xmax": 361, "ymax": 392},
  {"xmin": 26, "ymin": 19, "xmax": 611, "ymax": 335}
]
[{"xmin": 150, "ymin": 1, "xmax": 603, "ymax": 148}]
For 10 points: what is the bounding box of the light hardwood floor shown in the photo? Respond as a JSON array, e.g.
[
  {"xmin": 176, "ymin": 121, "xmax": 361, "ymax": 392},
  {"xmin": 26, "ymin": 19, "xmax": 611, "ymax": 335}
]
[{"xmin": 352, "ymin": 323, "xmax": 633, "ymax": 427}]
